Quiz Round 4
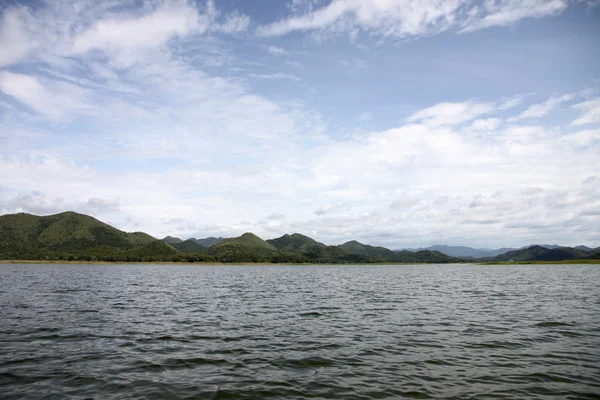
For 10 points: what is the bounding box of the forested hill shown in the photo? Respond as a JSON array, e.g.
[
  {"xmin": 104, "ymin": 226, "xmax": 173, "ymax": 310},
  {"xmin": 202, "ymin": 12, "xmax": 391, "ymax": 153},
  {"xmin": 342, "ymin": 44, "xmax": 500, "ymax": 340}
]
[
  {"xmin": 0, "ymin": 212, "xmax": 596, "ymax": 263},
  {"xmin": 0, "ymin": 212, "xmax": 460, "ymax": 263}
]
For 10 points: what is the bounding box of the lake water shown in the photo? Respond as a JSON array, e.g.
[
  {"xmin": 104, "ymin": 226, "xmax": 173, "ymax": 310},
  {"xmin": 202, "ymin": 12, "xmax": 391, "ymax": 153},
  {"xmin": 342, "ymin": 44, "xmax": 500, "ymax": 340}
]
[{"xmin": 1, "ymin": 263, "xmax": 599, "ymax": 399}]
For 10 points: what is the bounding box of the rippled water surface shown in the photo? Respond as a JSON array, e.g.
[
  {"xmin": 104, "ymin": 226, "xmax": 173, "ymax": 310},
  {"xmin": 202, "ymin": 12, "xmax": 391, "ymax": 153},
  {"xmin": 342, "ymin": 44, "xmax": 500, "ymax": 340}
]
[{"xmin": 1, "ymin": 263, "xmax": 600, "ymax": 399}]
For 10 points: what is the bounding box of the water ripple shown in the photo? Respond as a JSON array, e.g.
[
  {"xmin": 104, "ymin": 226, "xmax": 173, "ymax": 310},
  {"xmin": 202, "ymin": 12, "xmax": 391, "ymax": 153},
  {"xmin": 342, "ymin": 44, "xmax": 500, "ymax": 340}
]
[{"xmin": 1, "ymin": 263, "xmax": 599, "ymax": 399}]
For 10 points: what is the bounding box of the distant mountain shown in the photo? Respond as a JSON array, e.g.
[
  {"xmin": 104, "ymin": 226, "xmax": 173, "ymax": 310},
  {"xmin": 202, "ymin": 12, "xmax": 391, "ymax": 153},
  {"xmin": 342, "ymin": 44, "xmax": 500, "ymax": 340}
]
[
  {"xmin": 399, "ymin": 243, "xmax": 588, "ymax": 258},
  {"xmin": 1, "ymin": 211, "xmax": 596, "ymax": 264},
  {"xmin": 162, "ymin": 236, "xmax": 223, "ymax": 249},
  {"xmin": 267, "ymin": 233, "xmax": 323, "ymax": 251},
  {"xmin": 206, "ymin": 232, "xmax": 281, "ymax": 262},
  {"xmin": 120, "ymin": 241, "xmax": 179, "ymax": 261},
  {"xmin": 162, "ymin": 236, "xmax": 183, "ymax": 244},
  {"xmin": 170, "ymin": 239, "xmax": 207, "ymax": 253},
  {"xmin": 268, "ymin": 234, "xmax": 370, "ymax": 263},
  {"xmin": 191, "ymin": 237, "xmax": 223, "ymax": 247},
  {"xmin": 0, "ymin": 212, "xmax": 156, "ymax": 259},
  {"xmin": 399, "ymin": 245, "xmax": 513, "ymax": 258},
  {"xmin": 490, "ymin": 245, "xmax": 592, "ymax": 262},
  {"xmin": 339, "ymin": 240, "xmax": 399, "ymax": 259}
]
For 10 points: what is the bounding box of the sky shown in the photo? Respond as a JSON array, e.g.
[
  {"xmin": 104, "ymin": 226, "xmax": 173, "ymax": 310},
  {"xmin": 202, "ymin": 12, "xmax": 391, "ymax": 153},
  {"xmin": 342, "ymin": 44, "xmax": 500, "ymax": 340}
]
[{"xmin": 0, "ymin": 0, "xmax": 599, "ymax": 249}]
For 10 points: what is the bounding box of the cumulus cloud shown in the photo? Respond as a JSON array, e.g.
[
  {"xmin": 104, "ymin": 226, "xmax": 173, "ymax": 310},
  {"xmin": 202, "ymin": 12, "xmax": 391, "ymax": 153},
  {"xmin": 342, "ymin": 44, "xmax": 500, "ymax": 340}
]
[{"xmin": 0, "ymin": 0, "xmax": 598, "ymax": 249}]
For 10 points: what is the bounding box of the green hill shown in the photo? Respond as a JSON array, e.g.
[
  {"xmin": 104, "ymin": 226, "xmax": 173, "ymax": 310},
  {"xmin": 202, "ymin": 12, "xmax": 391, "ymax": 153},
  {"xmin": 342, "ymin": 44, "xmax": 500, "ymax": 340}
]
[
  {"xmin": 119, "ymin": 241, "xmax": 180, "ymax": 261},
  {"xmin": 214, "ymin": 232, "xmax": 277, "ymax": 250},
  {"xmin": 339, "ymin": 240, "xmax": 398, "ymax": 259},
  {"xmin": 0, "ymin": 212, "xmax": 156, "ymax": 259},
  {"xmin": 162, "ymin": 236, "xmax": 183, "ymax": 244},
  {"xmin": 4, "ymin": 211, "xmax": 591, "ymax": 264},
  {"xmin": 193, "ymin": 237, "xmax": 223, "ymax": 247},
  {"xmin": 267, "ymin": 233, "xmax": 324, "ymax": 251},
  {"xmin": 171, "ymin": 239, "xmax": 207, "ymax": 253},
  {"xmin": 207, "ymin": 233, "xmax": 279, "ymax": 262},
  {"xmin": 491, "ymin": 245, "xmax": 591, "ymax": 262},
  {"xmin": 267, "ymin": 234, "xmax": 374, "ymax": 263}
]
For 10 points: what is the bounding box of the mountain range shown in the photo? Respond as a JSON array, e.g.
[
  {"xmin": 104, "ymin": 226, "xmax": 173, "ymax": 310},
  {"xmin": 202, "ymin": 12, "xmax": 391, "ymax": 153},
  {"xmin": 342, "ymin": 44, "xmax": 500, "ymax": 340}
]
[
  {"xmin": 399, "ymin": 244, "xmax": 591, "ymax": 258},
  {"xmin": 0, "ymin": 212, "xmax": 598, "ymax": 263}
]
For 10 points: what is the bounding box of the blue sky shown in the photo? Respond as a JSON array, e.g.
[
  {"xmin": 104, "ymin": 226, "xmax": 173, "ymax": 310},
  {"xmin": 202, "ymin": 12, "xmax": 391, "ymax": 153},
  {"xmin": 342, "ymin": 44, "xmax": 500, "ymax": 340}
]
[{"xmin": 0, "ymin": 0, "xmax": 599, "ymax": 248}]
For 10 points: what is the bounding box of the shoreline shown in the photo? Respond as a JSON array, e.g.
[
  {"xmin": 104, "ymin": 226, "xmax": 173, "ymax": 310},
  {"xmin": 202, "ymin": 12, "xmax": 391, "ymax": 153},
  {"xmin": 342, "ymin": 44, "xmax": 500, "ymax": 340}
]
[{"xmin": 1, "ymin": 260, "xmax": 599, "ymax": 265}]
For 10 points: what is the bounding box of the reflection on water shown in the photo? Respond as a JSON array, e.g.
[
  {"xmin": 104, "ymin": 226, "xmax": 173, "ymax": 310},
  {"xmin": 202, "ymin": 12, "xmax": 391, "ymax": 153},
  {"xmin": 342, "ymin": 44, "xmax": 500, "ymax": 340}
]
[{"xmin": 1, "ymin": 263, "xmax": 599, "ymax": 399}]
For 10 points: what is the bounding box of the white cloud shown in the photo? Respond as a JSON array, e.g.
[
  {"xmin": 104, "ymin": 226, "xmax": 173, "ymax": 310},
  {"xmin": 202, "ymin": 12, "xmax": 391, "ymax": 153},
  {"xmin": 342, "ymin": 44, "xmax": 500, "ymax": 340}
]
[
  {"xmin": 407, "ymin": 100, "xmax": 495, "ymax": 127},
  {"xmin": 0, "ymin": 0, "xmax": 598, "ymax": 249},
  {"xmin": 460, "ymin": 0, "xmax": 568, "ymax": 32},
  {"xmin": 71, "ymin": 2, "xmax": 205, "ymax": 54},
  {"xmin": 213, "ymin": 11, "xmax": 250, "ymax": 33},
  {"xmin": 572, "ymin": 98, "xmax": 600, "ymax": 125},
  {"xmin": 0, "ymin": 7, "xmax": 35, "ymax": 66},
  {"xmin": 257, "ymin": 0, "xmax": 570, "ymax": 39},
  {"xmin": 267, "ymin": 45, "xmax": 288, "ymax": 55},
  {"xmin": 247, "ymin": 72, "xmax": 301, "ymax": 81},
  {"xmin": 510, "ymin": 93, "xmax": 573, "ymax": 121},
  {"xmin": 0, "ymin": 71, "xmax": 90, "ymax": 118}
]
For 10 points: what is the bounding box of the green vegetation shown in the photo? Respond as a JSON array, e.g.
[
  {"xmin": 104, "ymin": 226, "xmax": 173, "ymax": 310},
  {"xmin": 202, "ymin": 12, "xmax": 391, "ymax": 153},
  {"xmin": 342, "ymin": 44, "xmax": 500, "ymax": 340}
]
[
  {"xmin": 171, "ymin": 239, "xmax": 207, "ymax": 253},
  {"xmin": 0, "ymin": 212, "xmax": 157, "ymax": 261},
  {"xmin": 485, "ymin": 245, "xmax": 597, "ymax": 262},
  {"xmin": 1, "ymin": 211, "xmax": 597, "ymax": 264}
]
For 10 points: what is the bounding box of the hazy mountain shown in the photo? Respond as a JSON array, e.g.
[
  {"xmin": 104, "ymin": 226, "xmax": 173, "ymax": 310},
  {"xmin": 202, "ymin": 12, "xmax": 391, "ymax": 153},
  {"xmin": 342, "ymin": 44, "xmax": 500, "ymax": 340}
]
[
  {"xmin": 575, "ymin": 245, "xmax": 593, "ymax": 251},
  {"xmin": 400, "ymin": 244, "xmax": 587, "ymax": 258},
  {"xmin": 399, "ymin": 245, "xmax": 514, "ymax": 258}
]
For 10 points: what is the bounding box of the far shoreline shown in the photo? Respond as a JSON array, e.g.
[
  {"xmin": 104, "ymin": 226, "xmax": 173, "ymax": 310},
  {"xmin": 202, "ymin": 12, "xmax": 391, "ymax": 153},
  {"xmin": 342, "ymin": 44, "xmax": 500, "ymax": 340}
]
[{"xmin": 1, "ymin": 260, "xmax": 599, "ymax": 265}]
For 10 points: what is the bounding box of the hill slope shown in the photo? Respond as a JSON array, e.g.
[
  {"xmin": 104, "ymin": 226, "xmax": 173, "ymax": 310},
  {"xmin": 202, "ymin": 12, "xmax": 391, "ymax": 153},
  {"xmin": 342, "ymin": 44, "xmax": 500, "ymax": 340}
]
[
  {"xmin": 0, "ymin": 212, "xmax": 156, "ymax": 259},
  {"xmin": 170, "ymin": 239, "xmax": 207, "ymax": 253},
  {"xmin": 491, "ymin": 245, "xmax": 591, "ymax": 262},
  {"xmin": 339, "ymin": 240, "xmax": 398, "ymax": 259},
  {"xmin": 207, "ymin": 233, "xmax": 280, "ymax": 262},
  {"xmin": 162, "ymin": 236, "xmax": 183, "ymax": 244},
  {"xmin": 192, "ymin": 237, "xmax": 223, "ymax": 247}
]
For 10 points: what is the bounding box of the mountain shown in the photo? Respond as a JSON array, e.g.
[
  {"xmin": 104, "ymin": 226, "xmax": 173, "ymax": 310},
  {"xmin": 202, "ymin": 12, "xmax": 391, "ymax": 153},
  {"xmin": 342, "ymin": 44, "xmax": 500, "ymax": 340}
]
[
  {"xmin": 162, "ymin": 236, "xmax": 183, "ymax": 244},
  {"xmin": 491, "ymin": 245, "xmax": 592, "ymax": 262},
  {"xmin": 207, "ymin": 232, "xmax": 281, "ymax": 262},
  {"xmin": 339, "ymin": 240, "xmax": 399, "ymax": 259},
  {"xmin": 267, "ymin": 233, "xmax": 323, "ymax": 251},
  {"xmin": 575, "ymin": 245, "xmax": 593, "ymax": 251},
  {"xmin": 0, "ymin": 212, "xmax": 156, "ymax": 259},
  {"xmin": 191, "ymin": 237, "xmax": 223, "ymax": 247},
  {"xmin": 170, "ymin": 239, "xmax": 207, "ymax": 253},
  {"xmin": 119, "ymin": 241, "xmax": 180, "ymax": 262},
  {"xmin": 399, "ymin": 244, "xmax": 497, "ymax": 258},
  {"xmin": 1, "ymin": 211, "xmax": 595, "ymax": 264},
  {"xmin": 161, "ymin": 236, "xmax": 222, "ymax": 251},
  {"xmin": 268, "ymin": 234, "xmax": 369, "ymax": 263},
  {"xmin": 400, "ymin": 244, "xmax": 585, "ymax": 258}
]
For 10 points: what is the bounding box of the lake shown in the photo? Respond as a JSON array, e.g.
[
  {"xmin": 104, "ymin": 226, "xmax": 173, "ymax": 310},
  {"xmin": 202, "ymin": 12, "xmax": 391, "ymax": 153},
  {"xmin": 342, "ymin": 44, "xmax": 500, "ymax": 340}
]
[{"xmin": 1, "ymin": 263, "xmax": 599, "ymax": 399}]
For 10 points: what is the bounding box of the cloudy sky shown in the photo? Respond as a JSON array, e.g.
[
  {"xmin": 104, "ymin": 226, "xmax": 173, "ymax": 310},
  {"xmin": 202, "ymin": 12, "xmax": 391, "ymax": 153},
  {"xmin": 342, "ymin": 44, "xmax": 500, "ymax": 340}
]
[{"xmin": 1, "ymin": 0, "xmax": 599, "ymax": 248}]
